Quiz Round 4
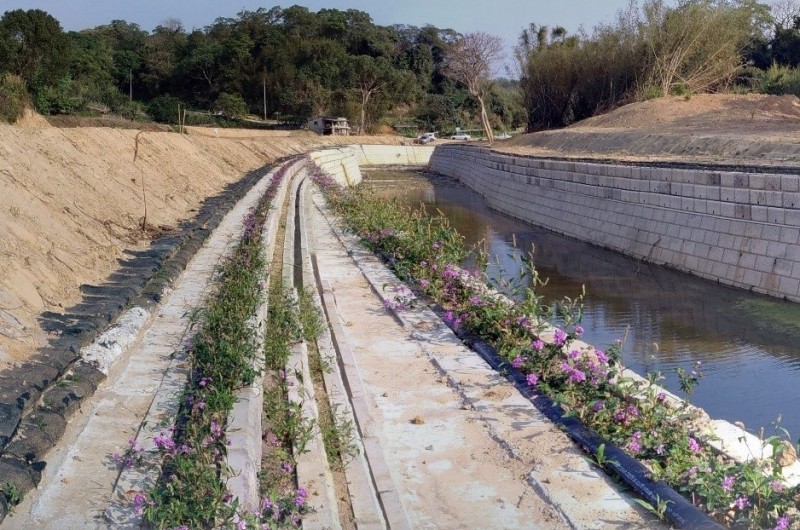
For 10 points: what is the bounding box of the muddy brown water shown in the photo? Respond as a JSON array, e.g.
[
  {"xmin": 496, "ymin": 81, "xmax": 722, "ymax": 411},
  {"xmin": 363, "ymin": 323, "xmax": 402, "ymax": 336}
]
[{"xmin": 364, "ymin": 168, "xmax": 800, "ymax": 441}]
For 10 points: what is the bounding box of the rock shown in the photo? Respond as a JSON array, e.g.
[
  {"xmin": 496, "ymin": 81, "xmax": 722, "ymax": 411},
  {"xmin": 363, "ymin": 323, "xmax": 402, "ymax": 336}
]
[{"xmin": 776, "ymin": 441, "xmax": 797, "ymax": 467}]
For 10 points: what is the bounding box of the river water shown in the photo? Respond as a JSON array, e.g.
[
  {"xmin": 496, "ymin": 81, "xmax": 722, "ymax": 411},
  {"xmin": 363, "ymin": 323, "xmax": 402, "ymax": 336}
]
[{"xmin": 364, "ymin": 169, "xmax": 800, "ymax": 440}]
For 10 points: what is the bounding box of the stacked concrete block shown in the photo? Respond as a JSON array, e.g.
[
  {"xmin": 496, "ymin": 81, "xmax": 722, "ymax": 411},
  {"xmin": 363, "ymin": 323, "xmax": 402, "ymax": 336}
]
[
  {"xmin": 309, "ymin": 147, "xmax": 363, "ymax": 186},
  {"xmin": 429, "ymin": 145, "xmax": 800, "ymax": 302}
]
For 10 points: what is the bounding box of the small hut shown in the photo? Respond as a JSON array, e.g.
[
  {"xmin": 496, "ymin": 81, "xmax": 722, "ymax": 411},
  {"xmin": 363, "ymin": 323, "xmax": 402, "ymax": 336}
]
[{"xmin": 307, "ymin": 117, "xmax": 351, "ymax": 136}]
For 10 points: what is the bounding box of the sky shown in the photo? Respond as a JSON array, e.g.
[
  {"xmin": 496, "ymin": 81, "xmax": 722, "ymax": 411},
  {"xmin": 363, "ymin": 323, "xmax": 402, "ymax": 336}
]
[{"xmin": 8, "ymin": 0, "xmax": 635, "ymax": 74}]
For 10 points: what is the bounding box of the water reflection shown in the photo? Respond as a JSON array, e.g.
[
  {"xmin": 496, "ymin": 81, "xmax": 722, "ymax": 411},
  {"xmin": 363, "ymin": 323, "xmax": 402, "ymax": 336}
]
[{"xmin": 365, "ymin": 170, "xmax": 800, "ymax": 438}]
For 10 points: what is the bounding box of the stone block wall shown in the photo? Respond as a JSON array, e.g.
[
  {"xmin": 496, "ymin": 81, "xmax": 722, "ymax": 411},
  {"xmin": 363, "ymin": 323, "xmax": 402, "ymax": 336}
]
[{"xmin": 429, "ymin": 145, "xmax": 800, "ymax": 301}]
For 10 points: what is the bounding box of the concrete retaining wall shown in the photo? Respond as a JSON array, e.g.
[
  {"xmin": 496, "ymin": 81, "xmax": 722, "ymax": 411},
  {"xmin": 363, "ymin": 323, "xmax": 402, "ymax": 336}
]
[
  {"xmin": 309, "ymin": 144, "xmax": 433, "ymax": 186},
  {"xmin": 354, "ymin": 144, "xmax": 433, "ymax": 166},
  {"xmin": 429, "ymin": 144, "xmax": 800, "ymax": 301},
  {"xmin": 309, "ymin": 147, "xmax": 362, "ymax": 186}
]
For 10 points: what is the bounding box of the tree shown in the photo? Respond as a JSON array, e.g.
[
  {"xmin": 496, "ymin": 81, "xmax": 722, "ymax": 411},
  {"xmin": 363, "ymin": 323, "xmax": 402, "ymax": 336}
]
[
  {"xmin": 349, "ymin": 55, "xmax": 410, "ymax": 133},
  {"xmin": 443, "ymin": 32, "xmax": 503, "ymax": 143},
  {"xmin": 0, "ymin": 9, "xmax": 70, "ymax": 87}
]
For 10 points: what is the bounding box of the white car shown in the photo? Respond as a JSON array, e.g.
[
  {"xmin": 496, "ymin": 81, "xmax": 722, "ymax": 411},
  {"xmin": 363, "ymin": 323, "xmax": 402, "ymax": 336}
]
[
  {"xmin": 450, "ymin": 132, "xmax": 471, "ymax": 140},
  {"xmin": 416, "ymin": 132, "xmax": 436, "ymax": 144},
  {"xmin": 495, "ymin": 132, "xmax": 512, "ymax": 140}
]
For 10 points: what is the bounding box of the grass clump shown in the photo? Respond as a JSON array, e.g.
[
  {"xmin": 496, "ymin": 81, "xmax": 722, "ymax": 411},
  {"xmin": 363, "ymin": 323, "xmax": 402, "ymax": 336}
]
[{"xmin": 0, "ymin": 75, "xmax": 29, "ymax": 124}]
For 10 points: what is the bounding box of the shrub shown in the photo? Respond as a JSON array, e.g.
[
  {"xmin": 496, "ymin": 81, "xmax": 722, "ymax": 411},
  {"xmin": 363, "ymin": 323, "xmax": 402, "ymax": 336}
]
[
  {"xmin": 0, "ymin": 74, "xmax": 29, "ymax": 123},
  {"xmin": 147, "ymin": 94, "xmax": 181, "ymax": 123},
  {"xmin": 213, "ymin": 92, "xmax": 247, "ymax": 119},
  {"xmin": 759, "ymin": 63, "xmax": 800, "ymax": 97}
]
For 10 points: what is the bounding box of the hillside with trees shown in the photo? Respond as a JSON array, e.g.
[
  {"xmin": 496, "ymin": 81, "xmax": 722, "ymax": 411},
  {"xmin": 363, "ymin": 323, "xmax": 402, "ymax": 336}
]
[
  {"xmin": 516, "ymin": 0, "xmax": 800, "ymax": 131},
  {"xmin": 0, "ymin": 6, "xmax": 524, "ymax": 134}
]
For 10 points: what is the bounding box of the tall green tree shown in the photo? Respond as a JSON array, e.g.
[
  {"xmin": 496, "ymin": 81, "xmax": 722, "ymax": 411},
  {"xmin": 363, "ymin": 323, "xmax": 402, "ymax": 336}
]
[{"xmin": 0, "ymin": 9, "xmax": 70, "ymax": 87}]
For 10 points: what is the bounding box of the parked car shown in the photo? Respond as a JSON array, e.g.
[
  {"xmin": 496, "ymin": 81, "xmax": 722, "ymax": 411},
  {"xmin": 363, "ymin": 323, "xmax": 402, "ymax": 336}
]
[
  {"xmin": 449, "ymin": 132, "xmax": 471, "ymax": 140},
  {"xmin": 495, "ymin": 132, "xmax": 512, "ymax": 140},
  {"xmin": 416, "ymin": 132, "xmax": 436, "ymax": 144}
]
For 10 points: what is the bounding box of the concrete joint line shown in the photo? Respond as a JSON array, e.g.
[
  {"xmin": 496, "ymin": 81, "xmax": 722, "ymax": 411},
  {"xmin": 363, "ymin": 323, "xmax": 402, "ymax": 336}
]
[
  {"xmin": 301, "ymin": 168, "xmax": 410, "ymax": 528},
  {"xmin": 286, "ymin": 332, "xmax": 342, "ymax": 530},
  {"xmin": 282, "ymin": 168, "xmax": 343, "ymax": 529},
  {"xmin": 226, "ymin": 158, "xmax": 300, "ymax": 512},
  {"xmin": 298, "ymin": 182, "xmax": 387, "ymax": 529}
]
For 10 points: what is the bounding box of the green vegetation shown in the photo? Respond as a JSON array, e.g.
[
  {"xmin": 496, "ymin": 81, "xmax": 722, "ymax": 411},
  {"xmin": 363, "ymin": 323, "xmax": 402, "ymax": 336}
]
[
  {"xmin": 516, "ymin": 0, "xmax": 800, "ymax": 130},
  {"xmin": 0, "ymin": 75, "xmax": 29, "ymax": 123},
  {"xmin": 0, "ymin": 7, "xmax": 523, "ymax": 133}
]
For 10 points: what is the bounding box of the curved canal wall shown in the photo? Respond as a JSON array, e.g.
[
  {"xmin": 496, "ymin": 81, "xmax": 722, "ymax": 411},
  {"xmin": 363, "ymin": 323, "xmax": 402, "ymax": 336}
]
[
  {"xmin": 309, "ymin": 145, "xmax": 434, "ymax": 186},
  {"xmin": 429, "ymin": 144, "xmax": 800, "ymax": 302}
]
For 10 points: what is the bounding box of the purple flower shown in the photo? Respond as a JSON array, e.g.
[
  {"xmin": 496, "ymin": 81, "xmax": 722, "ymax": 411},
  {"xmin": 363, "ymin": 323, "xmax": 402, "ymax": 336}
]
[
  {"xmin": 734, "ymin": 496, "xmax": 749, "ymax": 510},
  {"xmin": 688, "ymin": 437, "xmax": 701, "ymax": 454},
  {"xmin": 419, "ymin": 279, "xmax": 429, "ymax": 289},
  {"xmin": 775, "ymin": 515, "xmax": 790, "ymax": 530},
  {"xmin": 526, "ymin": 373, "xmax": 539, "ymax": 386},
  {"xmin": 154, "ymin": 432, "xmax": 176, "ymax": 453},
  {"xmin": 656, "ymin": 392, "xmax": 666, "ymax": 402},
  {"xmin": 532, "ymin": 339, "xmax": 544, "ymax": 351},
  {"xmin": 553, "ymin": 329, "xmax": 567, "ymax": 346},
  {"xmin": 628, "ymin": 440, "xmax": 642, "ymax": 454},
  {"xmin": 568, "ymin": 349, "xmax": 580, "ymax": 359},
  {"xmin": 575, "ymin": 326, "xmax": 584, "ymax": 336},
  {"xmin": 626, "ymin": 405, "xmax": 639, "ymax": 417},
  {"xmin": 511, "ymin": 356, "xmax": 525, "ymax": 369},
  {"xmin": 281, "ymin": 461, "xmax": 294, "ymax": 473},
  {"xmin": 211, "ymin": 420, "xmax": 223, "ymax": 438},
  {"xmin": 656, "ymin": 444, "xmax": 665, "ymax": 455},
  {"xmin": 595, "ymin": 350, "xmax": 609, "ymax": 363},
  {"xmin": 722, "ymin": 476, "xmax": 734, "ymax": 492},
  {"xmin": 568, "ymin": 368, "xmax": 586, "ymax": 384},
  {"xmin": 770, "ymin": 480, "xmax": 784, "ymax": 493},
  {"xmin": 237, "ymin": 519, "xmax": 248, "ymax": 530},
  {"xmin": 592, "ymin": 400, "xmax": 605, "ymax": 412}
]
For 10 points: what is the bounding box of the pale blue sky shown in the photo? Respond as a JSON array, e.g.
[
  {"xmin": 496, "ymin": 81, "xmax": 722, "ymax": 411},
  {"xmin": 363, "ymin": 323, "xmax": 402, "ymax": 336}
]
[{"xmin": 7, "ymin": 1, "xmax": 636, "ymax": 72}]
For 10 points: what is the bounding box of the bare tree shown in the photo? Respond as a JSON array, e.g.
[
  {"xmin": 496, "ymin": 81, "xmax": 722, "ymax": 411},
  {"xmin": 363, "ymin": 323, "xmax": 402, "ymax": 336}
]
[
  {"xmin": 771, "ymin": 0, "xmax": 800, "ymax": 29},
  {"xmin": 444, "ymin": 32, "xmax": 503, "ymax": 143}
]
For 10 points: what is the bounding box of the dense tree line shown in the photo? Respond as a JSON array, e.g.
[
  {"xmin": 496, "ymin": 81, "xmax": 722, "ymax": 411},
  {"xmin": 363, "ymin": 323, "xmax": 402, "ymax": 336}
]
[
  {"xmin": 517, "ymin": 0, "xmax": 800, "ymax": 131},
  {"xmin": 0, "ymin": 6, "xmax": 525, "ymax": 133}
]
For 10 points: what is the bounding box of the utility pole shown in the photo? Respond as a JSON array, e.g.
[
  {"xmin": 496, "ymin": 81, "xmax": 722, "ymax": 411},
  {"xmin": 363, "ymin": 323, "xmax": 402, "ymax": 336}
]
[
  {"xmin": 262, "ymin": 74, "xmax": 267, "ymax": 122},
  {"xmin": 129, "ymin": 70, "xmax": 133, "ymax": 101}
]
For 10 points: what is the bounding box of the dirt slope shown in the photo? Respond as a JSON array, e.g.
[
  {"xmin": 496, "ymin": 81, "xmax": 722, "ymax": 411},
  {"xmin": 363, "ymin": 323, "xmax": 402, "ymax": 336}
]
[
  {"xmin": 0, "ymin": 122, "xmax": 398, "ymax": 369},
  {"xmin": 499, "ymin": 93, "xmax": 800, "ymax": 166}
]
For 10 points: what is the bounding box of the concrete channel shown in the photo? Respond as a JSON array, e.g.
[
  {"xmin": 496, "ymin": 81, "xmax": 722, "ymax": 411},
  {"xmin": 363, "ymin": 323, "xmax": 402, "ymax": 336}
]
[{"xmin": 5, "ymin": 143, "xmax": 793, "ymax": 529}]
